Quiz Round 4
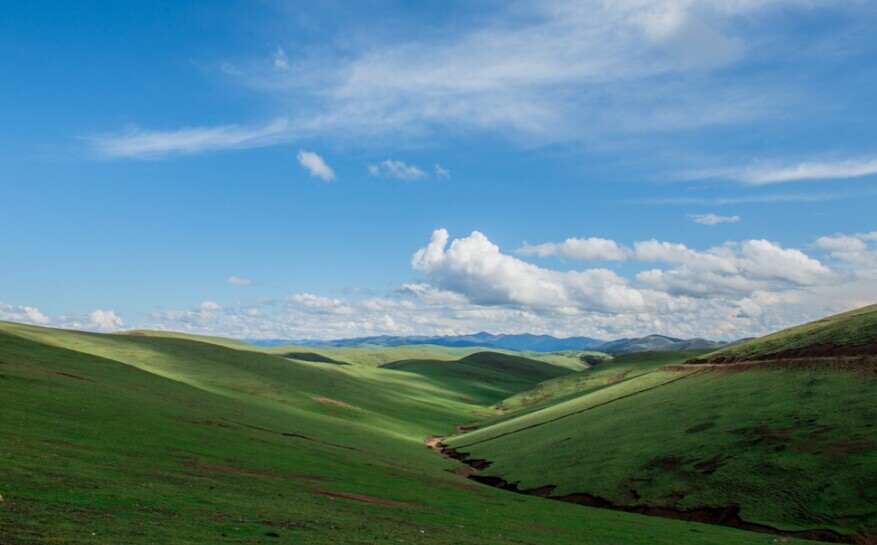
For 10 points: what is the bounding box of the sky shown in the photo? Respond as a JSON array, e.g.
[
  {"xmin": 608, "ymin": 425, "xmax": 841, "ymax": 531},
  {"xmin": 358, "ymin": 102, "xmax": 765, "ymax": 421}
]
[{"xmin": 2, "ymin": 0, "xmax": 876, "ymax": 341}]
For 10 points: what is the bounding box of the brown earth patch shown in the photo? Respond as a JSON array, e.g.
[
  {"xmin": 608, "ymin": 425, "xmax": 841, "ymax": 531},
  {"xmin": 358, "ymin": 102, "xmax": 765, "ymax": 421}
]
[
  {"xmin": 183, "ymin": 462, "xmax": 325, "ymax": 482},
  {"xmin": 174, "ymin": 418, "xmax": 238, "ymax": 429},
  {"xmin": 312, "ymin": 397, "xmax": 358, "ymax": 410},
  {"xmin": 685, "ymin": 421, "xmax": 715, "ymax": 433},
  {"xmin": 606, "ymin": 371, "xmax": 629, "ymax": 384},
  {"xmin": 644, "ymin": 455, "xmax": 690, "ymax": 471},
  {"xmin": 0, "ymin": 360, "xmax": 93, "ymax": 382},
  {"xmin": 313, "ymin": 489, "xmax": 429, "ymax": 509},
  {"xmin": 692, "ymin": 454, "xmax": 726, "ymax": 475}
]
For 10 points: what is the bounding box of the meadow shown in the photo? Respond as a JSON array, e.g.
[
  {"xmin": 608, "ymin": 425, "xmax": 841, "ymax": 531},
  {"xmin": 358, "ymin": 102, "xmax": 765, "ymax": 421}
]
[{"xmin": 2, "ymin": 308, "xmax": 874, "ymax": 544}]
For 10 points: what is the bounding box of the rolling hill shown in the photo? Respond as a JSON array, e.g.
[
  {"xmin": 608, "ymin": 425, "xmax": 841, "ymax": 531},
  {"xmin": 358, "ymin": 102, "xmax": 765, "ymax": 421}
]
[
  {"xmin": 254, "ymin": 332, "xmax": 605, "ymax": 352},
  {"xmin": 593, "ymin": 335, "xmax": 727, "ymax": 355},
  {"xmin": 687, "ymin": 303, "xmax": 877, "ymax": 363},
  {"xmin": 0, "ymin": 319, "xmax": 808, "ymax": 545},
  {"xmin": 441, "ymin": 306, "xmax": 877, "ymax": 543}
]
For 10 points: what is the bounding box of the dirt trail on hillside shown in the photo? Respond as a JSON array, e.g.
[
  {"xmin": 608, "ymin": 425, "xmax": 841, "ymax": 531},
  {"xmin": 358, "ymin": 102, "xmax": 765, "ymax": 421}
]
[{"xmin": 425, "ymin": 416, "xmax": 863, "ymax": 545}]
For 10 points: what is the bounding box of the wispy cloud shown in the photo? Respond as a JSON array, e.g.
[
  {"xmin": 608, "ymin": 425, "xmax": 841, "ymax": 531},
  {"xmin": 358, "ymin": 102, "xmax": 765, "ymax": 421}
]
[
  {"xmin": 87, "ymin": 0, "xmax": 824, "ymax": 158},
  {"xmin": 89, "ymin": 119, "xmax": 291, "ymax": 158},
  {"xmin": 228, "ymin": 276, "xmax": 252, "ymax": 286},
  {"xmin": 688, "ymin": 156, "xmax": 877, "ymax": 185},
  {"xmin": 633, "ymin": 188, "xmax": 877, "ymax": 206},
  {"xmin": 297, "ymin": 150, "xmax": 336, "ymax": 181},
  {"xmin": 435, "ymin": 164, "xmax": 451, "ymax": 179},
  {"xmin": 690, "ymin": 213, "xmax": 740, "ymax": 225},
  {"xmin": 368, "ymin": 160, "xmax": 427, "ymax": 181}
]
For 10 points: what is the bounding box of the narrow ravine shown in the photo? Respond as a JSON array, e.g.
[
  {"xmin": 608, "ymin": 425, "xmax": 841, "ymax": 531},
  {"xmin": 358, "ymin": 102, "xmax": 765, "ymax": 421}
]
[{"xmin": 425, "ymin": 428, "xmax": 859, "ymax": 545}]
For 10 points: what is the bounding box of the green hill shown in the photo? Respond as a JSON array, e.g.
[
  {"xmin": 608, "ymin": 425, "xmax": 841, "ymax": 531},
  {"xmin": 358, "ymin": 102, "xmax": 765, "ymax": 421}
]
[
  {"xmin": 688, "ymin": 303, "xmax": 877, "ymax": 363},
  {"xmin": 443, "ymin": 309, "xmax": 877, "ymax": 542},
  {"xmin": 1, "ymin": 320, "xmax": 811, "ymax": 545},
  {"xmin": 497, "ymin": 349, "xmax": 711, "ymax": 414},
  {"xmin": 380, "ymin": 351, "xmax": 573, "ymax": 405}
]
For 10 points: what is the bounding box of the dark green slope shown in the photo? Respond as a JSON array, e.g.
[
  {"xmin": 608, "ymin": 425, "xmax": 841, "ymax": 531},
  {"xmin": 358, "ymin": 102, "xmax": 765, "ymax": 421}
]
[
  {"xmin": 380, "ymin": 351, "xmax": 573, "ymax": 404},
  {"xmin": 444, "ymin": 309, "xmax": 877, "ymax": 541}
]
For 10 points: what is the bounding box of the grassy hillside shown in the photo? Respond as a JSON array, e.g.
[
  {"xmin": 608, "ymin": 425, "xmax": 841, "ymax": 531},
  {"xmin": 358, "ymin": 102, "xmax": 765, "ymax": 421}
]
[
  {"xmin": 379, "ymin": 351, "xmax": 573, "ymax": 405},
  {"xmin": 689, "ymin": 303, "xmax": 877, "ymax": 363},
  {"xmin": 498, "ymin": 350, "xmax": 710, "ymax": 414},
  {"xmin": 445, "ymin": 351, "xmax": 877, "ymax": 541},
  {"xmin": 0, "ymin": 320, "xmax": 812, "ymax": 545}
]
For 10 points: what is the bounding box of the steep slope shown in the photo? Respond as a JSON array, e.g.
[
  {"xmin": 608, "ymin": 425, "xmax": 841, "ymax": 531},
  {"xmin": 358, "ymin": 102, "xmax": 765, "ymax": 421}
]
[
  {"xmin": 497, "ymin": 350, "xmax": 711, "ymax": 414},
  {"xmin": 443, "ymin": 316, "xmax": 877, "ymax": 542},
  {"xmin": 1, "ymin": 321, "xmax": 803, "ymax": 545},
  {"xmin": 688, "ymin": 303, "xmax": 877, "ymax": 363}
]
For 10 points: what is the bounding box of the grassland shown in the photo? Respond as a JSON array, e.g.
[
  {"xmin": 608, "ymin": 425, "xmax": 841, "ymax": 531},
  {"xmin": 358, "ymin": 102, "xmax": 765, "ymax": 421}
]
[
  {"xmin": 0, "ymin": 320, "xmax": 821, "ymax": 545},
  {"xmin": 444, "ymin": 318, "xmax": 877, "ymax": 542},
  {"xmin": 497, "ymin": 350, "xmax": 710, "ymax": 414},
  {"xmin": 689, "ymin": 303, "xmax": 877, "ymax": 363}
]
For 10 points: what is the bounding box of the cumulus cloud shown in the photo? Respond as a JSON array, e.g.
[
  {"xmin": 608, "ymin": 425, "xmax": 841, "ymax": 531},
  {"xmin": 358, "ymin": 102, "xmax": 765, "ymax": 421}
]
[
  {"xmin": 690, "ymin": 213, "xmax": 740, "ymax": 225},
  {"xmin": 368, "ymin": 160, "xmax": 427, "ymax": 181},
  {"xmin": 228, "ymin": 276, "xmax": 252, "ymax": 286},
  {"xmin": 115, "ymin": 222, "xmax": 877, "ymax": 342},
  {"xmin": 412, "ymin": 229, "xmax": 645, "ymax": 312},
  {"xmin": 517, "ymin": 237, "xmax": 629, "ymax": 261},
  {"xmin": 0, "ymin": 301, "xmax": 50, "ymax": 325},
  {"xmin": 815, "ymin": 231, "xmax": 877, "ymax": 268},
  {"xmin": 88, "ymin": 310, "xmax": 124, "ymax": 332},
  {"xmin": 297, "ymin": 150, "xmax": 336, "ymax": 181},
  {"xmin": 199, "ymin": 301, "xmax": 222, "ymax": 312}
]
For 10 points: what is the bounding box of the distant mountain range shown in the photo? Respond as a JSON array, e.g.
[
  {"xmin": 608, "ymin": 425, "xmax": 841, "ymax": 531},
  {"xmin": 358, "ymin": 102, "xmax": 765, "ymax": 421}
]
[
  {"xmin": 251, "ymin": 332, "xmax": 605, "ymax": 352},
  {"xmin": 592, "ymin": 334, "xmax": 728, "ymax": 355},
  {"xmin": 250, "ymin": 331, "xmax": 731, "ymax": 354}
]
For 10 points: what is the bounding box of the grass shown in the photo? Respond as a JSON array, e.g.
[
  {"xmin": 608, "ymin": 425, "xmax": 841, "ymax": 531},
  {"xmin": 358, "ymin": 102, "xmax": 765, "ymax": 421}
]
[
  {"xmin": 380, "ymin": 351, "xmax": 574, "ymax": 405},
  {"xmin": 692, "ymin": 303, "xmax": 877, "ymax": 362},
  {"xmin": 446, "ymin": 354, "xmax": 877, "ymax": 539},
  {"xmin": 497, "ymin": 350, "xmax": 710, "ymax": 414},
  {"xmin": 0, "ymin": 320, "xmax": 827, "ymax": 545}
]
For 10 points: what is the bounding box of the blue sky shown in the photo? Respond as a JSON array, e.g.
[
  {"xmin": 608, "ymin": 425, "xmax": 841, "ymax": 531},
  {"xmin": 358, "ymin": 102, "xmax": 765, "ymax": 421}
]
[{"xmin": 2, "ymin": 0, "xmax": 876, "ymax": 340}]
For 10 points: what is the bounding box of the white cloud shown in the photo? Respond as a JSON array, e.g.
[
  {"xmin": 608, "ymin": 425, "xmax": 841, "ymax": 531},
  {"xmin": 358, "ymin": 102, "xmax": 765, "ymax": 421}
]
[
  {"xmin": 199, "ymin": 301, "xmax": 222, "ymax": 312},
  {"xmin": 88, "ymin": 0, "xmax": 827, "ymax": 158},
  {"xmin": 435, "ymin": 164, "xmax": 451, "ymax": 179},
  {"xmin": 693, "ymin": 156, "xmax": 877, "ymax": 184},
  {"xmin": 228, "ymin": 276, "xmax": 252, "ymax": 286},
  {"xmin": 517, "ymin": 237, "xmax": 629, "ymax": 261},
  {"xmin": 815, "ymin": 232, "xmax": 877, "ymax": 267},
  {"xmin": 90, "ymin": 119, "xmax": 291, "ymax": 158},
  {"xmin": 634, "ymin": 2, "xmax": 744, "ymax": 69},
  {"xmin": 125, "ymin": 224, "xmax": 876, "ymax": 342},
  {"xmin": 0, "ymin": 301, "xmax": 51, "ymax": 325},
  {"xmin": 368, "ymin": 160, "xmax": 427, "ymax": 181},
  {"xmin": 690, "ymin": 213, "xmax": 741, "ymax": 225},
  {"xmin": 297, "ymin": 150, "xmax": 336, "ymax": 181},
  {"xmin": 412, "ymin": 229, "xmax": 645, "ymax": 312},
  {"xmin": 88, "ymin": 310, "xmax": 124, "ymax": 332}
]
